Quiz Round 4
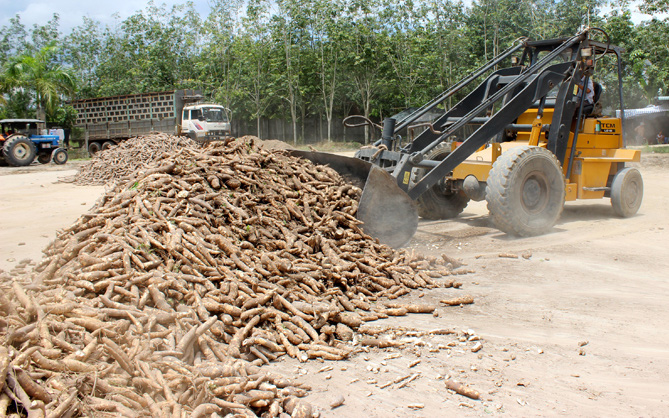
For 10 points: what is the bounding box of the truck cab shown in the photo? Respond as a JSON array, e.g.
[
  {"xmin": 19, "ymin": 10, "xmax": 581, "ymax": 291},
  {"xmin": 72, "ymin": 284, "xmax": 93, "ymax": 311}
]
[{"xmin": 180, "ymin": 104, "xmax": 231, "ymax": 142}]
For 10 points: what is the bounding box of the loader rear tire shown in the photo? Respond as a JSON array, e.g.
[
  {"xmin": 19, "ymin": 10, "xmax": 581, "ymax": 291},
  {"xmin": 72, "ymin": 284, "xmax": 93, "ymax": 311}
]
[
  {"xmin": 412, "ymin": 143, "xmax": 469, "ymax": 220},
  {"xmin": 486, "ymin": 146, "xmax": 565, "ymax": 237},
  {"xmin": 2, "ymin": 135, "xmax": 36, "ymax": 167},
  {"xmin": 610, "ymin": 167, "xmax": 643, "ymax": 217}
]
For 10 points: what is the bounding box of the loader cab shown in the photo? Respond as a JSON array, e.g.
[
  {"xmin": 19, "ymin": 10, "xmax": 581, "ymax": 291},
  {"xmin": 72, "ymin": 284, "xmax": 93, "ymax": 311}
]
[{"xmin": 521, "ymin": 38, "xmax": 623, "ymax": 114}]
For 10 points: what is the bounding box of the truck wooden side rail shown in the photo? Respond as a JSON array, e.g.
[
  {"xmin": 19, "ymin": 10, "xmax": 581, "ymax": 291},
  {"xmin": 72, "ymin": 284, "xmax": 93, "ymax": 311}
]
[{"xmin": 71, "ymin": 89, "xmax": 231, "ymax": 154}]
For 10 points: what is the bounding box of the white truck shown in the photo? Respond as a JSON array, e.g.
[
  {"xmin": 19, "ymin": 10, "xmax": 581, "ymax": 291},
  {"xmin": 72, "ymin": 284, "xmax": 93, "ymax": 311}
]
[{"xmin": 71, "ymin": 89, "xmax": 231, "ymax": 154}]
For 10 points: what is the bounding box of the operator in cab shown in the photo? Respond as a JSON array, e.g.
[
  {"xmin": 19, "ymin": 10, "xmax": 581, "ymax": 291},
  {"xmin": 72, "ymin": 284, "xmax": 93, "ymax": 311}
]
[{"xmin": 576, "ymin": 76, "xmax": 595, "ymax": 114}]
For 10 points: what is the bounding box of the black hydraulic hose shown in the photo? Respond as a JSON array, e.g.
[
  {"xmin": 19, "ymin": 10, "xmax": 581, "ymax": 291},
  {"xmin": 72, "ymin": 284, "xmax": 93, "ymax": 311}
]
[
  {"xmin": 343, "ymin": 115, "xmax": 382, "ymax": 130},
  {"xmin": 587, "ymin": 27, "xmax": 611, "ymax": 62}
]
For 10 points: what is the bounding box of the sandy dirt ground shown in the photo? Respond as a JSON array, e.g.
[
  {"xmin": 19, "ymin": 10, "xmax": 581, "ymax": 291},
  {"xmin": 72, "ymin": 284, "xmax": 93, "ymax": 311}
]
[
  {"xmin": 1, "ymin": 155, "xmax": 668, "ymax": 416},
  {"xmin": 0, "ymin": 162, "xmax": 104, "ymax": 272}
]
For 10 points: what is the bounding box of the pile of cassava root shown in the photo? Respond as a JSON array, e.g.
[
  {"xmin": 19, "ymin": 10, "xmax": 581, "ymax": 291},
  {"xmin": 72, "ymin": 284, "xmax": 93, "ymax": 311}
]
[
  {"xmin": 67, "ymin": 133, "xmax": 198, "ymax": 186},
  {"xmin": 0, "ymin": 136, "xmax": 470, "ymax": 417}
]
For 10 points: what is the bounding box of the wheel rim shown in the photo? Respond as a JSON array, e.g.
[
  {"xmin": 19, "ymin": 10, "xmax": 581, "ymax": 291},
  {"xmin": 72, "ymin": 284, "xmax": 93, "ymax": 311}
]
[
  {"xmin": 55, "ymin": 152, "xmax": 66, "ymax": 163},
  {"xmin": 623, "ymin": 177, "xmax": 641, "ymax": 208},
  {"xmin": 521, "ymin": 171, "xmax": 549, "ymax": 214},
  {"xmin": 14, "ymin": 143, "xmax": 30, "ymax": 161}
]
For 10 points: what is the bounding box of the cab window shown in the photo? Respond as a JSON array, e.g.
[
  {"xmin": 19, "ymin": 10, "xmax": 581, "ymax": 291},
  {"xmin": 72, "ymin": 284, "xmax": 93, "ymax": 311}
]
[{"xmin": 203, "ymin": 107, "xmax": 228, "ymax": 123}]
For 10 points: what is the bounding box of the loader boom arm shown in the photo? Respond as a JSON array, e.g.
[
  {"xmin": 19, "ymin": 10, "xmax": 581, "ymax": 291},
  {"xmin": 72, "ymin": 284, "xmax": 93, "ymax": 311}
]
[
  {"xmin": 392, "ymin": 31, "xmax": 587, "ymax": 200},
  {"xmin": 403, "ymin": 61, "xmax": 573, "ymax": 200}
]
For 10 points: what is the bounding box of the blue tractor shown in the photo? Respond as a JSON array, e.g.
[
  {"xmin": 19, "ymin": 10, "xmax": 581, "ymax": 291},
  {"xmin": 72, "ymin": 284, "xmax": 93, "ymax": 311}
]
[{"xmin": 0, "ymin": 119, "xmax": 67, "ymax": 166}]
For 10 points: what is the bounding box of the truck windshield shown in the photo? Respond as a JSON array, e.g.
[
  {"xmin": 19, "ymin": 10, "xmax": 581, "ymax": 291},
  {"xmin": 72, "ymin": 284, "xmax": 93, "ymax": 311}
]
[{"xmin": 203, "ymin": 107, "xmax": 228, "ymax": 123}]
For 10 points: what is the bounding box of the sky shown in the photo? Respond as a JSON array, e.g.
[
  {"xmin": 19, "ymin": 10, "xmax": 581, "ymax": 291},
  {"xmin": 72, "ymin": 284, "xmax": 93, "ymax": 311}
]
[
  {"xmin": 0, "ymin": 0, "xmax": 213, "ymax": 34},
  {"xmin": 0, "ymin": 0, "xmax": 664, "ymax": 35}
]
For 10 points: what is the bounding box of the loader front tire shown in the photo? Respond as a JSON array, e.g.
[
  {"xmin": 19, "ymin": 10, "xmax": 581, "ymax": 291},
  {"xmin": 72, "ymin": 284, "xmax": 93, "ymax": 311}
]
[
  {"xmin": 412, "ymin": 143, "xmax": 469, "ymax": 220},
  {"xmin": 610, "ymin": 167, "xmax": 643, "ymax": 217},
  {"xmin": 486, "ymin": 146, "xmax": 565, "ymax": 237}
]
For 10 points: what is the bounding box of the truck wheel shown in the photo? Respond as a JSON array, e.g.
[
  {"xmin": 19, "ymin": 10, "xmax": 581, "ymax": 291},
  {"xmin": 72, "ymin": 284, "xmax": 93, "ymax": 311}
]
[
  {"xmin": 2, "ymin": 135, "xmax": 36, "ymax": 167},
  {"xmin": 37, "ymin": 153, "xmax": 52, "ymax": 164},
  {"xmin": 610, "ymin": 167, "xmax": 643, "ymax": 217},
  {"xmin": 486, "ymin": 146, "xmax": 565, "ymax": 236},
  {"xmin": 102, "ymin": 141, "xmax": 115, "ymax": 150},
  {"xmin": 88, "ymin": 142, "xmax": 101, "ymax": 155},
  {"xmin": 412, "ymin": 143, "xmax": 469, "ymax": 219},
  {"xmin": 52, "ymin": 148, "xmax": 68, "ymax": 165}
]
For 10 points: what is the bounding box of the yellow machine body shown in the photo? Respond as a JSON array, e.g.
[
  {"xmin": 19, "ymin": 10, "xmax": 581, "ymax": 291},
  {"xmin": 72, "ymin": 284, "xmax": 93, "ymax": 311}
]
[{"xmin": 451, "ymin": 108, "xmax": 640, "ymax": 202}]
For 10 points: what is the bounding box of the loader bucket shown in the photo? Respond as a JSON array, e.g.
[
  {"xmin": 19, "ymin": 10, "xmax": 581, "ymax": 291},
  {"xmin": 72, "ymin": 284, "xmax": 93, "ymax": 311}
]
[
  {"xmin": 357, "ymin": 165, "xmax": 418, "ymax": 248},
  {"xmin": 287, "ymin": 150, "xmax": 418, "ymax": 248},
  {"xmin": 286, "ymin": 150, "xmax": 371, "ymax": 187}
]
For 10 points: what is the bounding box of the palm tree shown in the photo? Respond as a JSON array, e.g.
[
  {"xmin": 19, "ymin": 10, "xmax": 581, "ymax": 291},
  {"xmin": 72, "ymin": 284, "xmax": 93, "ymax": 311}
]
[
  {"xmin": 0, "ymin": 68, "xmax": 12, "ymax": 107},
  {"xmin": 6, "ymin": 42, "xmax": 76, "ymax": 121}
]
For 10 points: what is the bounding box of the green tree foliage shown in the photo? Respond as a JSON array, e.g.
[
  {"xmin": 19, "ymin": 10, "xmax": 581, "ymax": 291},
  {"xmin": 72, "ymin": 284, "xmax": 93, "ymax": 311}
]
[
  {"xmin": 271, "ymin": 0, "xmax": 308, "ymax": 144},
  {"xmin": 236, "ymin": 0, "xmax": 280, "ymax": 138},
  {"xmin": 200, "ymin": 0, "xmax": 244, "ymax": 113},
  {"xmin": 5, "ymin": 43, "xmax": 76, "ymax": 121},
  {"xmin": 640, "ymin": 0, "xmax": 669, "ymax": 13},
  {"xmin": 93, "ymin": 2, "xmax": 204, "ymax": 95},
  {"xmin": 0, "ymin": 0, "xmax": 668, "ymax": 141},
  {"xmin": 0, "ymin": 16, "xmax": 30, "ymax": 62},
  {"xmin": 63, "ymin": 17, "xmax": 103, "ymax": 98}
]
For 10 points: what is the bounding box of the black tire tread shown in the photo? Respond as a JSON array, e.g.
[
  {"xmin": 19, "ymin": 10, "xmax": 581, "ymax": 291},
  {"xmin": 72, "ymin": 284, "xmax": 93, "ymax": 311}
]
[
  {"xmin": 610, "ymin": 167, "xmax": 643, "ymax": 217},
  {"xmin": 88, "ymin": 142, "xmax": 101, "ymax": 155},
  {"xmin": 37, "ymin": 153, "xmax": 51, "ymax": 164},
  {"xmin": 52, "ymin": 148, "xmax": 68, "ymax": 165},
  {"xmin": 486, "ymin": 146, "xmax": 565, "ymax": 236},
  {"xmin": 2, "ymin": 135, "xmax": 36, "ymax": 167},
  {"xmin": 412, "ymin": 142, "xmax": 469, "ymax": 220}
]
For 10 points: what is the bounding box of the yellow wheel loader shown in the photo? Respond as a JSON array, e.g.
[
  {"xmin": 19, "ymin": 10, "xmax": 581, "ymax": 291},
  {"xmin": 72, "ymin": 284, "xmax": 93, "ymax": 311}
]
[{"xmin": 292, "ymin": 28, "xmax": 642, "ymax": 247}]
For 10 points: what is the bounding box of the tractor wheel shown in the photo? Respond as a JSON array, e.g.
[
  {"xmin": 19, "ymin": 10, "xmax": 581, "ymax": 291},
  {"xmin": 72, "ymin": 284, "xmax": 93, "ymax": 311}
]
[
  {"xmin": 37, "ymin": 153, "xmax": 52, "ymax": 164},
  {"xmin": 2, "ymin": 135, "xmax": 36, "ymax": 167},
  {"xmin": 102, "ymin": 141, "xmax": 115, "ymax": 150},
  {"xmin": 52, "ymin": 148, "xmax": 68, "ymax": 165},
  {"xmin": 88, "ymin": 142, "xmax": 101, "ymax": 155},
  {"xmin": 412, "ymin": 143, "xmax": 469, "ymax": 219},
  {"xmin": 486, "ymin": 146, "xmax": 565, "ymax": 236},
  {"xmin": 610, "ymin": 167, "xmax": 643, "ymax": 217}
]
